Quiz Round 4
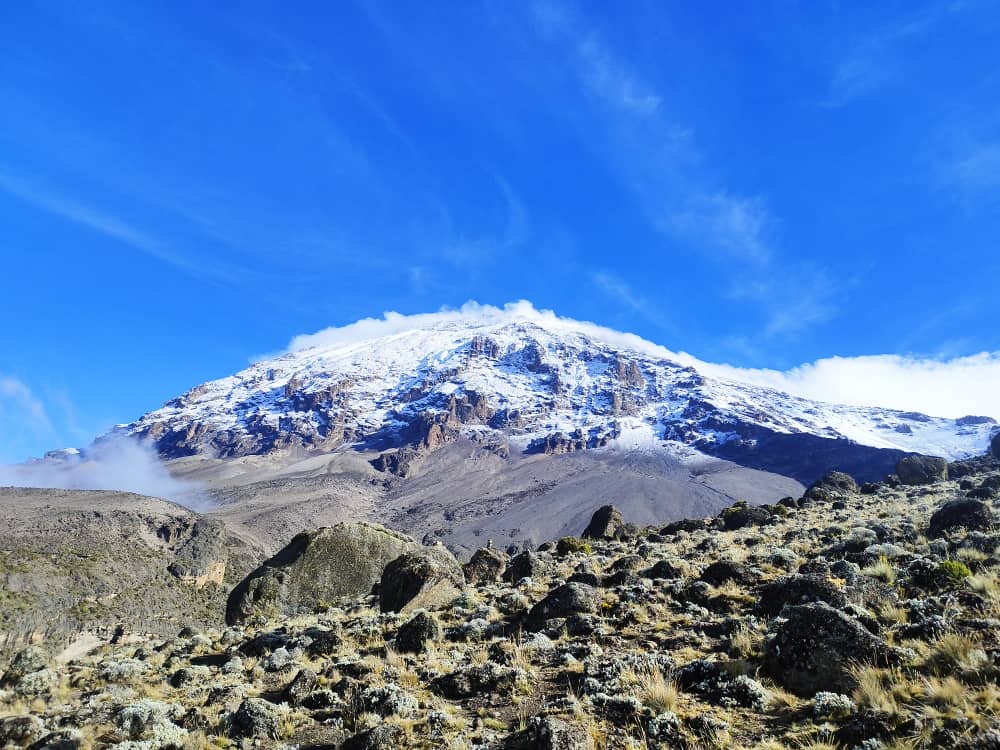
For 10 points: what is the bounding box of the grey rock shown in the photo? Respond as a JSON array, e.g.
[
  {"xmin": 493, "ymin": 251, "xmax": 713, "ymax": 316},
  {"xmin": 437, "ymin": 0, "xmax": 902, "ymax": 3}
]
[
  {"xmin": 896, "ymin": 455, "xmax": 948, "ymax": 486},
  {"xmin": 463, "ymin": 547, "xmax": 507, "ymax": 584},
  {"xmin": 929, "ymin": 498, "xmax": 995, "ymax": 538},
  {"xmin": 526, "ymin": 582, "xmax": 600, "ymax": 631},
  {"xmin": 502, "ymin": 716, "xmax": 596, "ymax": 750},
  {"xmin": 764, "ymin": 602, "xmax": 904, "ymax": 696},
  {"xmin": 582, "ymin": 505, "xmax": 625, "ymax": 540},
  {"xmin": 230, "ymin": 698, "xmax": 284, "ymax": 739},
  {"xmin": 395, "ymin": 611, "xmax": 442, "ymax": 653},
  {"xmin": 379, "ymin": 546, "xmax": 465, "ymax": 613},
  {"xmin": 226, "ymin": 522, "xmax": 419, "ymax": 624}
]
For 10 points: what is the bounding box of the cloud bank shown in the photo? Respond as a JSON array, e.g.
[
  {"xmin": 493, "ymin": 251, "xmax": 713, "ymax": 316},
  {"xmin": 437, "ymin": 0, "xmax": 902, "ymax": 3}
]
[
  {"xmin": 0, "ymin": 434, "xmax": 209, "ymax": 511},
  {"xmin": 286, "ymin": 300, "xmax": 1000, "ymax": 421}
]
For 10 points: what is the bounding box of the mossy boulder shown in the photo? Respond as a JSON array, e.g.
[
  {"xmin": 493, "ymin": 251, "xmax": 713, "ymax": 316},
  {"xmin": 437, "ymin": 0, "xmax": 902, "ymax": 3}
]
[
  {"xmin": 379, "ymin": 546, "xmax": 465, "ymax": 613},
  {"xmin": 226, "ymin": 522, "xmax": 419, "ymax": 625}
]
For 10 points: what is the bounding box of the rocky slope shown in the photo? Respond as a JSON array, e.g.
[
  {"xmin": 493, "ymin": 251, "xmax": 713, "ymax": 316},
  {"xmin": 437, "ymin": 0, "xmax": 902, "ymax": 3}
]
[
  {"xmin": 5, "ymin": 446, "xmax": 1000, "ymax": 749},
  {"xmin": 0, "ymin": 488, "xmax": 263, "ymax": 648}
]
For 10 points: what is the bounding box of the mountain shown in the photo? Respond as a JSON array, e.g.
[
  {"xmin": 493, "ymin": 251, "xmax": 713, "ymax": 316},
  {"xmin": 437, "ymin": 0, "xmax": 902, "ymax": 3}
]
[
  {"xmin": 85, "ymin": 306, "xmax": 993, "ymax": 556},
  {"xmin": 122, "ymin": 307, "xmax": 993, "ymax": 479}
]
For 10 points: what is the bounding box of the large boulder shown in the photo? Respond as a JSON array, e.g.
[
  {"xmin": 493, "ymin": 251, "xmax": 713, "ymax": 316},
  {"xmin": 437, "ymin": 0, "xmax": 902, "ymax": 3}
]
[
  {"xmin": 525, "ymin": 582, "xmax": 600, "ymax": 631},
  {"xmin": 992, "ymin": 432, "xmax": 1000, "ymax": 459},
  {"xmin": 226, "ymin": 523, "xmax": 419, "ymax": 625},
  {"xmin": 503, "ymin": 550, "xmax": 552, "ymax": 583},
  {"xmin": 804, "ymin": 471, "xmax": 858, "ymax": 502},
  {"xmin": 896, "ymin": 455, "xmax": 948, "ymax": 486},
  {"xmin": 764, "ymin": 602, "xmax": 904, "ymax": 696},
  {"xmin": 581, "ymin": 504, "xmax": 625, "ymax": 540},
  {"xmin": 463, "ymin": 547, "xmax": 507, "ymax": 584},
  {"xmin": 379, "ymin": 546, "xmax": 465, "ymax": 613},
  {"xmin": 167, "ymin": 518, "xmax": 228, "ymax": 587},
  {"xmin": 928, "ymin": 498, "xmax": 995, "ymax": 538}
]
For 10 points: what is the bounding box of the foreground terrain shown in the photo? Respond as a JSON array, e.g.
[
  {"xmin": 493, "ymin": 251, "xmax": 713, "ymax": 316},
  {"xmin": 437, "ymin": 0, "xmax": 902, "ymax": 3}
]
[{"xmin": 3, "ymin": 445, "xmax": 1000, "ymax": 749}]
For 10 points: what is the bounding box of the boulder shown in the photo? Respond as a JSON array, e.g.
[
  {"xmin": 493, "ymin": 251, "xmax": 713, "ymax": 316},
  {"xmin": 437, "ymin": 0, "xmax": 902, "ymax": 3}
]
[
  {"xmin": 582, "ymin": 505, "xmax": 625, "ymax": 540},
  {"xmin": 395, "ymin": 611, "xmax": 442, "ymax": 653},
  {"xmin": 226, "ymin": 522, "xmax": 419, "ymax": 625},
  {"xmin": 699, "ymin": 560, "xmax": 757, "ymax": 587},
  {"xmin": 928, "ymin": 498, "xmax": 995, "ymax": 538},
  {"xmin": 167, "ymin": 518, "xmax": 228, "ymax": 587},
  {"xmin": 341, "ymin": 724, "xmax": 406, "ymax": 750},
  {"xmin": 757, "ymin": 574, "xmax": 848, "ymax": 617},
  {"xmin": 719, "ymin": 503, "xmax": 771, "ymax": 531},
  {"xmin": 503, "ymin": 550, "xmax": 552, "ymax": 583},
  {"xmin": 231, "ymin": 698, "xmax": 284, "ymax": 739},
  {"xmin": 764, "ymin": 602, "xmax": 904, "ymax": 696},
  {"xmin": 502, "ymin": 716, "xmax": 595, "ymax": 750},
  {"xmin": 1, "ymin": 647, "xmax": 47, "ymax": 687},
  {"xmin": 992, "ymin": 432, "xmax": 1000, "ymax": 459},
  {"xmin": 804, "ymin": 471, "xmax": 858, "ymax": 502},
  {"xmin": 379, "ymin": 546, "xmax": 465, "ymax": 613},
  {"xmin": 525, "ymin": 583, "xmax": 600, "ymax": 631},
  {"xmin": 0, "ymin": 716, "xmax": 46, "ymax": 747},
  {"xmin": 896, "ymin": 455, "xmax": 948, "ymax": 486},
  {"xmin": 463, "ymin": 547, "xmax": 507, "ymax": 584}
]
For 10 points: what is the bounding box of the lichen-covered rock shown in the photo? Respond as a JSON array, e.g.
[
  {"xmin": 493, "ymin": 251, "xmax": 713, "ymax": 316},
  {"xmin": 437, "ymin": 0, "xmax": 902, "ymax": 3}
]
[
  {"xmin": 462, "ymin": 546, "xmax": 507, "ymax": 584},
  {"xmin": 677, "ymin": 659, "xmax": 773, "ymax": 709},
  {"xmin": 503, "ymin": 550, "xmax": 552, "ymax": 583},
  {"xmin": 757, "ymin": 573, "xmax": 848, "ymax": 616},
  {"xmin": 582, "ymin": 504, "xmax": 625, "ymax": 540},
  {"xmin": 341, "ymin": 724, "xmax": 406, "ymax": 750},
  {"xmin": 379, "ymin": 546, "xmax": 465, "ymax": 613},
  {"xmin": 230, "ymin": 698, "xmax": 286, "ymax": 739},
  {"xmin": 526, "ymin": 582, "xmax": 600, "ymax": 630},
  {"xmin": 928, "ymin": 498, "xmax": 995, "ymax": 538},
  {"xmin": 226, "ymin": 522, "xmax": 418, "ymax": 624},
  {"xmin": 395, "ymin": 611, "xmax": 442, "ymax": 653},
  {"xmin": 804, "ymin": 471, "xmax": 858, "ymax": 502},
  {"xmin": 431, "ymin": 663, "xmax": 525, "ymax": 699},
  {"xmin": 116, "ymin": 700, "xmax": 187, "ymax": 746},
  {"xmin": 502, "ymin": 715, "xmax": 596, "ymax": 750},
  {"xmin": 0, "ymin": 715, "xmax": 46, "ymax": 747},
  {"xmin": 897, "ymin": 454, "xmax": 948, "ymax": 486},
  {"xmin": 0, "ymin": 647, "xmax": 47, "ymax": 687},
  {"xmin": 719, "ymin": 502, "xmax": 771, "ymax": 530},
  {"xmin": 764, "ymin": 602, "xmax": 904, "ymax": 696}
]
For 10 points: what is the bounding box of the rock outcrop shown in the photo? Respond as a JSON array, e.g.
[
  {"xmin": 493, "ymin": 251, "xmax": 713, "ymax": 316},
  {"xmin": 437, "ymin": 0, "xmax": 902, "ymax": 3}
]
[
  {"xmin": 226, "ymin": 522, "xmax": 418, "ymax": 624},
  {"xmin": 896, "ymin": 454, "xmax": 948, "ymax": 485},
  {"xmin": 582, "ymin": 504, "xmax": 626, "ymax": 540}
]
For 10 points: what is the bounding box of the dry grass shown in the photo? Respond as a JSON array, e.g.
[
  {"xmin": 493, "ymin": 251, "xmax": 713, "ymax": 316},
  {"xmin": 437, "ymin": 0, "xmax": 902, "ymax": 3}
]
[{"xmin": 635, "ymin": 667, "xmax": 679, "ymax": 713}]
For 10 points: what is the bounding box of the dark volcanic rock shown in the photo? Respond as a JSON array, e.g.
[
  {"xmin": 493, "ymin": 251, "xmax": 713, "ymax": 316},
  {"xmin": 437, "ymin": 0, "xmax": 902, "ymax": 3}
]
[
  {"xmin": 231, "ymin": 698, "xmax": 283, "ymax": 739},
  {"xmin": 341, "ymin": 724, "xmax": 406, "ymax": 750},
  {"xmin": 379, "ymin": 546, "xmax": 465, "ymax": 613},
  {"xmin": 502, "ymin": 716, "xmax": 595, "ymax": 750},
  {"xmin": 992, "ymin": 432, "xmax": 1000, "ymax": 459},
  {"xmin": 757, "ymin": 574, "xmax": 848, "ymax": 617},
  {"xmin": 764, "ymin": 602, "xmax": 904, "ymax": 696},
  {"xmin": 804, "ymin": 471, "xmax": 858, "ymax": 502},
  {"xmin": 928, "ymin": 498, "xmax": 995, "ymax": 538},
  {"xmin": 699, "ymin": 560, "xmax": 757, "ymax": 586},
  {"xmin": 719, "ymin": 502, "xmax": 771, "ymax": 530},
  {"xmin": 582, "ymin": 504, "xmax": 625, "ymax": 540},
  {"xmin": 226, "ymin": 522, "xmax": 418, "ymax": 625},
  {"xmin": 896, "ymin": 455, "xmax": 948, "ymax": 486},
  {"xmin": 526, "ymin": 582, "xmax": 600, "ymax": 631},
  {"xmin": 503, "ymin": 550, "xmax": 552, "ymax": 583},
  {"xmin": 395, "ymin": 611, "xmax": 442, "ymax": 653}
]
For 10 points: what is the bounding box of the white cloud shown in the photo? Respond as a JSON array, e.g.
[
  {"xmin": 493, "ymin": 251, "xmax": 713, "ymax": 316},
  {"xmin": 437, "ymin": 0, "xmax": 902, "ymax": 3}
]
[
  {"xmin": 285, "ymin": 300, "xmax": 1000, "ymax": 420},
  {"xmin": 700, "ymin": 353, "xmax": 1000, "ymax": 421},
  {"xmin": 668, "ymin": 192, "xmax": 772, "ymax": 263},
  {"xmin": 0, "ymin": 434, "xmax": 209, "ymax": 510}
]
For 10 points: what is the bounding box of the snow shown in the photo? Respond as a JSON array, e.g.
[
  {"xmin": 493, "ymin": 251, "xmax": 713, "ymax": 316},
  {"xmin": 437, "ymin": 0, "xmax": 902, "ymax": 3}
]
[{"xmin": 124, "ymin": 307, "xmax": 997, "ymax": 462}]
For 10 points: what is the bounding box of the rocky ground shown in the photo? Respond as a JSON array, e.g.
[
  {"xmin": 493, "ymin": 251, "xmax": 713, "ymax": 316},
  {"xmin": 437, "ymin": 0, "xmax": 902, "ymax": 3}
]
[{"xmin": 3, "ymin": 442, "xmax": 1000, "ymax": 749}]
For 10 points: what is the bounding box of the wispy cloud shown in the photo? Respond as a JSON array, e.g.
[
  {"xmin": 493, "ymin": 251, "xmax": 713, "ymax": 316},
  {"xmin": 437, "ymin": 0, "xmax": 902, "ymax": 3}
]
[
  {"xmin": 729, "ymin": 266, "xmax": 841, "ymax": 338},
  {"xmin": 822, "ymin": 5, "xmax": 955, "ymax": 108},
  {"xmin": 575, "ymin": 34, "xmax": 661, "ymax": 115},
  {"xmin": 590, "ymin": 271, "xmax": 673, "ymax": 331},
  {"xmin": 0, "ymin": 170, "xmax": 245, "ymax": 283},
  {"xmin": 947, "ymin": 142, "xmax": 1000, "ymax": 192},
  {"xmin": 0, "ymin": 376, "xmax": 52, "ymax": 434},
  {"xmin": 666, "ymin": 192, "xmax": 772, "ymax": 263}
]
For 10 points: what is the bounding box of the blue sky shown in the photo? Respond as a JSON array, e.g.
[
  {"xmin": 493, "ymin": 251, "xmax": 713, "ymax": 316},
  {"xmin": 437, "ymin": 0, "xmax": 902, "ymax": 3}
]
[{"xmin": 2, "ymin": 0, "xmax": 999, "ymax": 462}]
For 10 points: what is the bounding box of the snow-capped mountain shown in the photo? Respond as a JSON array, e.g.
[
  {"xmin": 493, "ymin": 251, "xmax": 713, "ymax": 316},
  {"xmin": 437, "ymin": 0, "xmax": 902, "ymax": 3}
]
[{"xmin": 120, "ymin": 305, "xmax": 996, "ymax": 485}]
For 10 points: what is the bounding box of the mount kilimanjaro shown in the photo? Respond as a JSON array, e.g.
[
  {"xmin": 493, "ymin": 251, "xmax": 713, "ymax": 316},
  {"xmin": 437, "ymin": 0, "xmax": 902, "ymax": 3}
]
[{"xmin": 85, "ymin": 304, "xmax": 997, "ymax": 556}]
